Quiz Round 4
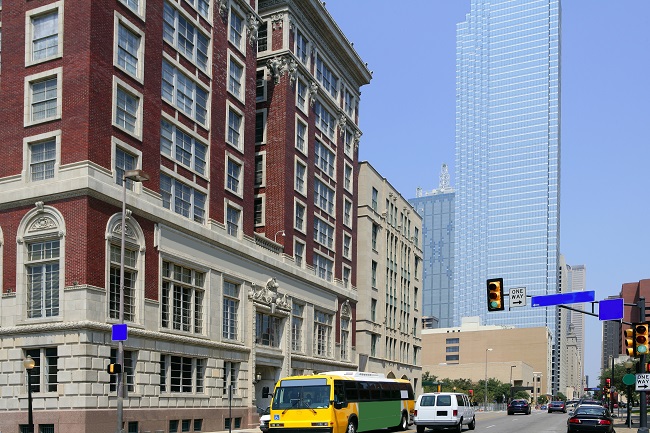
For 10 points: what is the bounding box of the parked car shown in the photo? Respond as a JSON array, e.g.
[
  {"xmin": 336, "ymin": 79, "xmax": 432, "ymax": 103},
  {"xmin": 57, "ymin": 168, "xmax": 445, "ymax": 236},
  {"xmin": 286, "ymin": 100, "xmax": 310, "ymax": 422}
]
[
  {"xmin": 548, "ymin": 400, "xmax": 567, "ymax": 413},
  {"xmin": 414, "ymin": 392, "xmax": 476, "ymax": 432},
  {"xmin": 259, "ymin": 406, "xmax": 270, "ymax": 433},
  {"xmin": 567, "ymin": 404, "xmax": 614, "ymax": 433},
  {"xmin": 507, "ymin": 399, "xmax": 531, "ymax": 415}
]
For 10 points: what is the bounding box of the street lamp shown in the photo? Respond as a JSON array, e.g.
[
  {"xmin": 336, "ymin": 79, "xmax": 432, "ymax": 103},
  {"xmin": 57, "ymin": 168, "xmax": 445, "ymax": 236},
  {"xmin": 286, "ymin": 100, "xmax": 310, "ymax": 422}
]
[
  {"xmin": 117, "ymin": 169, "xmax": 149, "ymax": 433},
  {"xmin": 274, "ymin": 230, "xmax": 285, "ymax": 243},
  {"xmin": 24, "ymin": 355, "xmax": 35, "ymax": 433},
  {"xmin": 484, "ymin": 348, "xmax": 492, "ymax": 411}
]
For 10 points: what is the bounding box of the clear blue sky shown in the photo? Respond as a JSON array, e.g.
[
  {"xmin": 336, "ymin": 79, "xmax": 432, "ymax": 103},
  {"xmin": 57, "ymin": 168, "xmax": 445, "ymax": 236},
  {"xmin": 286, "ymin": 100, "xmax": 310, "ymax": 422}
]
[{"xmin": 325, "ymin": 0, "xmax": 650, "ymax": 387}]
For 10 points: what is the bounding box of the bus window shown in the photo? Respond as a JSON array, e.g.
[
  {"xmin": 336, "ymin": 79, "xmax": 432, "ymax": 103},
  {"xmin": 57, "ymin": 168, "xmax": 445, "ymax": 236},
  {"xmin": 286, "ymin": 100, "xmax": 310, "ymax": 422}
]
[
  {"xmin": 344, "ymin": 381, "xmax": 358, "ymax": 401},
  {"xmin": 358, "ymin": 381, "xmax": 371, "ymax": 401},
  {"xmin": 334, "ymin": 381, "xmax": 345, "ymax": 404}
]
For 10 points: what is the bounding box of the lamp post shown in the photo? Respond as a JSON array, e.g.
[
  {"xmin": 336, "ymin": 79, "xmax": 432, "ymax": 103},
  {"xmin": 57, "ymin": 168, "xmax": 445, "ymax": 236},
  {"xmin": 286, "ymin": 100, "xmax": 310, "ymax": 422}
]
[
  {"xmin": 274, "ymin": 230, "xmax": 285, "ymax": 243},
  {"xmin": 117, "ymin": 169, "xmax": 149, "ymax": 433},
  {"xmin": 24, "ymin": 355, "xmax": 35, "ymax": 433},
  {"xmin": 484, "ymin": 348, "xmax": 492, "ymax": 411}
]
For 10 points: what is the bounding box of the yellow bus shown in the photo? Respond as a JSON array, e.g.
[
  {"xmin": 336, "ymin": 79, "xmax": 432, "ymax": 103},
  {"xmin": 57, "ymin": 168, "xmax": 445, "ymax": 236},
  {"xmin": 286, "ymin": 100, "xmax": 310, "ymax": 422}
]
[{"xmin": 268, "ymin": 371, "xmax": 414, "ymax": 433}]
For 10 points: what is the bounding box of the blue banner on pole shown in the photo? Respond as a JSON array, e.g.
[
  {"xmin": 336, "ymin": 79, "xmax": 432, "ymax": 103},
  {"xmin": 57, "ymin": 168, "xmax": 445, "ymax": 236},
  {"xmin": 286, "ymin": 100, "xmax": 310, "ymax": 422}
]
[
  {"xmin": 531, "ymin": 291, "xmax": 595, "ymax": 307},
  {"xmin": 112, "ymin": 324, "xmax": 128, "ymax": 341},
  {"xmin": 599, "ymin": 298, "xmax": 624, "ymax": 321}
]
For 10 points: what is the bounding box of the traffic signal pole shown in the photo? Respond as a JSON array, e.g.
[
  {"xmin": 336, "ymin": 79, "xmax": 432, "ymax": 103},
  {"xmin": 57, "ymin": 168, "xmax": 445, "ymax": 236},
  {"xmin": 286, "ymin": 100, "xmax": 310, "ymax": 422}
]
[{"xmin": 638, "ymin": 297, "xmax": 648, "ymax": 433}]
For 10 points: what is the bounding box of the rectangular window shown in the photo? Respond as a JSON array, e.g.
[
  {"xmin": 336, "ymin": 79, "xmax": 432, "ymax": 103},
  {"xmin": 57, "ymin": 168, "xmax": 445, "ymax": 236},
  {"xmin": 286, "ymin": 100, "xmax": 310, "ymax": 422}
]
[
  {"xmin": 371, "ymin": 224, "xmax": 378, "ymax": 250},
  {"xmin": 223, "ymin": 281, "xmax": 240, "ymax": 340},
  {"xmin": 161, "ymin": 261, "xmax": 205, "ymax": 334},
  {"xmin": 314, "ymin": 179, "xmax": 335, "ymax": 215},
  {"xmin": 226, "ymin": 205, "xmax": 241, "ymax": 237},
  {"xmin": 161, "ymin": 59, "xmax": 208, "ymax": 125},
  {"xmin": 313, "ymin": 101, "xmax": 335, "ymax": 138},
  {"xmin": 161, "ymin": 174, "xmax": 207, "ymax": 223},
  {"xmin": 314, "ymin": 310, "xmax": 332, "ymax": 357},
  {"xmin": 30, "ymin": 139, "xmax": 56, "ymax": 182},
  {"xmin": 110, "ymin": 348, "xmax": 135, "ymax": 392},
  {"xmin": 109, "ymin": 244, "xmax": 137, "ymax": 321},
  {"xmin": 160, "ymin": 354, "xmax": 205, "ymax": 394},
  {"xmin": 294, "ymin": 240, "xmax": 305, "ymax": 267},
  {"xmin": 343, "ymin": 234, "xmax": 351, "ymax": 259},
  {"xmin": 255, "ymin": 153, "xmax": 265, "ymax": 187},
  {"xmin": 163, "ymin": 2, "xmax": 209, "ymax": 70},
  {"xmin": 296, "ymin": 30, "xmax": 308, "ymax": 64},
  {"xmin": 291, "ymin": 303, "xmax": 303, "ymax": 351},
  {"xmin": 296, "ymin": 119, "xmax": 307, "ymax": 153},
  {"xmin": 255, "ymin": 111, "xmax": 266, "ymax": 143},
  {"xmin": 446, "ymin": 338, "xmax": 459, "ymax": 344},
  {"xmin": 116, "ymin": 21, "xmax": 142, "ymax": 78},
  {"xmin": 27, "ymin": 240, "xmax": 60, "ymax": 318},
  {"xmin": 371, "ymin": 188, "xmax": 378, "ymax": 211},
  {"xmin": 254, "ymin": 196, "xmax": 264, "ymax": 226},
  {"xmin": 344, "ymin": 129, "xmax": 354, "ymax": 158},
  {"xmin": 30, "ymin": 77, "xmax": 58, "ymax": 122},
  {"xmin": 24, "ymin": 347, "xmax": 58, "ymax": 393},
  {"xmin": 313, "ymin": 253, "xmax": 333, "ymax": 282},
  {"xmin": 116, "ymin": 86, "xmax": 139, "ymax": 134},
  {"xmin": 160, "ymin": 119, "xmax": 207, "ymax": 175},
  {"xmin": 30, "ymin": 9, "xmax": 60, "ymax": 62},
  {"xmin": 295, "ymin": 160, "xmax": 306, "ymax": 194},
  {"xmin": 316, "ymin": 56, "xmax": 338, "ymax": 98},
  {"xmin": 229, "ymin": 9, "xmax": 244, "ymax": 50},
  {"xmin": 344, "ymin": 164, "xmax": 353, "ymax": 192},
  {"xmin": 313, "ymin": 217, "xmax": 334, "ymax": 249},
  {"xmin": 256, "ymin": 312, "xmax": 280, "ymax": 347},
  {"xmin": 296, "ymin": 80, "xmax": 307, "ymax": 111},
  {"xmin": 115, "ymin": 147, "xmax": 137, "ymax": 189},
  {"xmin": 342, "ymin": 266, "xmax": 351, "ymax": 288},
  {"xmin": 226, "ymin": 157, "xmax": 242, "ymax": 194},
  {"xmin": 119, "ymin": 0, "xmax": 142, "ymax": 17},
  {"xmin": 344, "ymin": 90, "xmax": 355, "ymax": 118},
  {"xmin": 227, "ymin": 107, "xmax": 243, "ymax": 149},
  {"xmin": 314, "ymin": 141, "xmax": 335, "ymax": 177},
  {"xmin": 371, "ymin": 334, "xmax": 379, "ymax": 357},
  {"xmin": 228, "ymin": 57, "xmax": 244, "ymax": 99},
  {"xmin": 371, "ymin": 261, "xmax": 377, "ymax": 288},
  {"xmin": 340, "ymin": 317, "xmax": 349, "ymax": 360},
  {"xmin": 256, "ymin": 70, "xmax": 267, "ymax": 101},
  {"xmin": 343, "ymin": 199, "xmax": 352, "ymax": 227},
  {"xmin": 294, "ymin": 201, "xmax": 305, "ymax": 232},
  {"xmin": 257, "ymin": 21, "xmax": 268, "ymax": 52},
  {"xmin": 371, "ymin": 299, "xmax": 377, "ymax": 322},
  {"xmin": 223, "ymin": 361, "xmax": 239, "ymax": 395}
]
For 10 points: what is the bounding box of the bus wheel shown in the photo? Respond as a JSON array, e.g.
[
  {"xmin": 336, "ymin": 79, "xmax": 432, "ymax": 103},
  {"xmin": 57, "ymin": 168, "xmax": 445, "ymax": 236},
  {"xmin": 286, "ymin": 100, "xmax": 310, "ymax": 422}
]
[
  {"xmin": 397, "ymin": 413, "xmax": 408, "ymax": 431},
  {"xmin": 346, "ymin": 419, "xmax": 357, "ymax": 433}
]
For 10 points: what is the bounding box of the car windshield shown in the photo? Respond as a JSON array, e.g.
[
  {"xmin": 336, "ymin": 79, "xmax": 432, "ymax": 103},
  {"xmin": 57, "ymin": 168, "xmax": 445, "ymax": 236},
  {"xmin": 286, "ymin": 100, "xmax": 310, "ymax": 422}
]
[{"xmin": 272, "ymin": 379, "xmax": 331, "ymax": 410}]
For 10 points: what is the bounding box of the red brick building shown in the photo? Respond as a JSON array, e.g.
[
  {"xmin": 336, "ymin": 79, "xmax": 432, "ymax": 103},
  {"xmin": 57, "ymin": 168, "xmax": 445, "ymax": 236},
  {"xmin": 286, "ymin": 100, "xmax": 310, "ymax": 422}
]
[{"xmin": 0, "ymin": 0, "xmax": 370, "ymax": 431}]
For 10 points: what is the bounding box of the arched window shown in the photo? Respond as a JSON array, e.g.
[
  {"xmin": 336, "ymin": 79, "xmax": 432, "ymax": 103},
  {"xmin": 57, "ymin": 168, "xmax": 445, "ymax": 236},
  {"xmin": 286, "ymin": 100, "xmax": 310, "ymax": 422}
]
[
  {"xmin": 16, "ymin": 203, "xmax": 65, "ymax": 319},
  {"xmin": 105, "ymin": 213, "xmax": 145, "ymax": 323}
]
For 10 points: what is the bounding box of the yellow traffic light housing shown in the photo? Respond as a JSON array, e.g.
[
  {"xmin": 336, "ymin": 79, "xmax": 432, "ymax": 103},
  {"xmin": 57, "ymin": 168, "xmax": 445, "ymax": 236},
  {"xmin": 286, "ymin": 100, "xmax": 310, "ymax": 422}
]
[
  {"xmin": 625, "ymin": 328, "xmax": 636, "ymax": 357},
  {"xmin": 636, "ymin": 323, "xmax": 650, "ymax": 356},
  {"xmin": 486, "ymin": 278, "xmax": 504, "ymax": 312}
]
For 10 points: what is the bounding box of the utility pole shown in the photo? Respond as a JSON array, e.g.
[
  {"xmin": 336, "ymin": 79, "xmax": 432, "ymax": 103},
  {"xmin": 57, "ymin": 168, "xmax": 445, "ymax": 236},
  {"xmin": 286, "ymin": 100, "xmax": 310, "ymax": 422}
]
[{"xmin": 638, "ymin": 297, "xmax": 648, "ymax": 433}]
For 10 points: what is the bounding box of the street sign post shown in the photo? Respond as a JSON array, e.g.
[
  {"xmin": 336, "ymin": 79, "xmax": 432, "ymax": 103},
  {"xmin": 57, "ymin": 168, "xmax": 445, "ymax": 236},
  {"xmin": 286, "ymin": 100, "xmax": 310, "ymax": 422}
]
[
  {"xmin": 531, "ymin": 291, "xmax": 595, "ymax": 307},
  {"xmin": 509, "ymin": 287, "xmax": 526, "ymax": 308},
  {"xmin": 636, "ymin": 373, "xmax": 650, "ymax": 391}
]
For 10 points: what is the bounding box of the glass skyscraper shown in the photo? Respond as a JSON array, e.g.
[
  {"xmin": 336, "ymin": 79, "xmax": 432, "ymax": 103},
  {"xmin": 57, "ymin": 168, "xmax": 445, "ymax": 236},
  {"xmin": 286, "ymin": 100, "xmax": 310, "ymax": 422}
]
[{"xmin": 454, "ymin": 0, "xmax": 561, "ymax": 332}]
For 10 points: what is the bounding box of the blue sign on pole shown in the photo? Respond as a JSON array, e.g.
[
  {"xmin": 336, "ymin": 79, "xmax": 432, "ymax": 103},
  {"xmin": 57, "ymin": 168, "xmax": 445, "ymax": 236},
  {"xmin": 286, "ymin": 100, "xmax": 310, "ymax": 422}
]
[
  {"xmin": 112, "ymin": 323, "xmax": 128, "ymax": 341},
  {"xmin": 531, "ymin": 291, "xmax": 595, "ymax": 308},
  {"xmin": 599, "ymin": 298, "xmax": 624, "ymax": 321}
]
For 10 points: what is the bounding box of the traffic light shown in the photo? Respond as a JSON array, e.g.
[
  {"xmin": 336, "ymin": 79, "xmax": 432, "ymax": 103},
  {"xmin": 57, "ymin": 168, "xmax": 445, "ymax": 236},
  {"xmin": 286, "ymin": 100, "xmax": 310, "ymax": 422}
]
[
  {"xmin": 625, "ymin": 327, "xmax": 636, "ymax": 356},
  {"xmin": 106, "ymin": 363, "xmax": 122, "ymax": 374},
  {"xmin": 605, "ymin": 378, "xmax": 611, "ymax": 392},
  {"xmin": 486, "ymin": 278, "xmax": 504, "ymax": 311},
  {"xmin": 636, "ymin": 323, "xmax": 650, "ymax": 356}
]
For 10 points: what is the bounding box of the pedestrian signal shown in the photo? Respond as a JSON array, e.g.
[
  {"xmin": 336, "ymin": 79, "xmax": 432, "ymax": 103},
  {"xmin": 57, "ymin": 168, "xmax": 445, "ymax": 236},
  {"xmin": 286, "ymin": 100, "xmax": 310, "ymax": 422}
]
[{"xmin": 106, "ymin": 363, "xmax": 122, "ymax": 374}]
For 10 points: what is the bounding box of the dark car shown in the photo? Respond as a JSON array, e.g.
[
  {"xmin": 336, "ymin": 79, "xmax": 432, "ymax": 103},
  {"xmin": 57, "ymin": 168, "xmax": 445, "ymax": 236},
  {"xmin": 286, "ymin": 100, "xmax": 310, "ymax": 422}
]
[
  {"xmin": 507, "ymin": 399, "xmax": 531, "ymax": 415},
  {"xmin": 548, "ymin": 400, "xmax": 567, "ymax": 413},
  {"xmin": 567, "ymin": 404, "xmax": 614, "ymax": 432}
]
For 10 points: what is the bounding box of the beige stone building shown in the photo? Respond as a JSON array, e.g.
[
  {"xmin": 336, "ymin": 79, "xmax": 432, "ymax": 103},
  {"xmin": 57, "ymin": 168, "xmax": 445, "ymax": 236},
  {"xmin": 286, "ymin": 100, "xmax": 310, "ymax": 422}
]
[
  {"xmin": 356, "ymin": 162, "xmax": 423, "ymax": 393},
  {"xmin": 422, "ymin": 317, "xmax": 553, "ymax": 399}
]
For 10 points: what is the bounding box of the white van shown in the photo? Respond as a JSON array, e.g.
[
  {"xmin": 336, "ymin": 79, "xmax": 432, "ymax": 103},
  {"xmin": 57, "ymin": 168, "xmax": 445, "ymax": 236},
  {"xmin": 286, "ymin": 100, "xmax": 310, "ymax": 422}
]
[{"xmin": 414, "ymin": 392, "xmax": 475, "ymax": 432}]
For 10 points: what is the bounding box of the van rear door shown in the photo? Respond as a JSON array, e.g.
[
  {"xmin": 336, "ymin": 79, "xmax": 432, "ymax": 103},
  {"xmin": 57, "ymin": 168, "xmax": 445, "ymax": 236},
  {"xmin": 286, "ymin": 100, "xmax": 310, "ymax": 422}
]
[{"xmin": 433, "ymin": 394, "xmax": 455, "ymax": 422}]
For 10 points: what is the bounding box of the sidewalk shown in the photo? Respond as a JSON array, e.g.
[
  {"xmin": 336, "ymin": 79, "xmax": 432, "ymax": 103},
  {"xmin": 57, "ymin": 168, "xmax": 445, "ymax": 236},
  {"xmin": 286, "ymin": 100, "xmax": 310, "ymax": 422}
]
[{"xmin": 614, "ymin": 415, "xmax": 639, "ymax": 433}]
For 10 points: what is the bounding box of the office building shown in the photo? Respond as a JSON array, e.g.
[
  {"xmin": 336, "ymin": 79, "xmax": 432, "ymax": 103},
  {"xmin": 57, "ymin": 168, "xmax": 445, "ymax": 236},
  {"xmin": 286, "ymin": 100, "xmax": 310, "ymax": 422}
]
[
  {"xmin": 0, "ymin": 0, "xmax": 372, "ymax": 431},
  {"xmin": 409, "ymin": 164, "xmax": 455, "ymax": 328}
]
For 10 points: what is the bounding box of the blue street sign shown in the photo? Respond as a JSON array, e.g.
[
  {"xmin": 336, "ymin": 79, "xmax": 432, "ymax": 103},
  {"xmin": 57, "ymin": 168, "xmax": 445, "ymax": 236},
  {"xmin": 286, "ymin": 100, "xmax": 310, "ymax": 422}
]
[
  {"xmin": 599, "ymin": 298, "xmax": 624, "ymax": 321},
  {"xmin": 112, "ymin": 323, "xmax": 128, "ymax": 341},
  {"xmin": 531, "ymin": 291, "xmax": 595, "ymax": 307}
]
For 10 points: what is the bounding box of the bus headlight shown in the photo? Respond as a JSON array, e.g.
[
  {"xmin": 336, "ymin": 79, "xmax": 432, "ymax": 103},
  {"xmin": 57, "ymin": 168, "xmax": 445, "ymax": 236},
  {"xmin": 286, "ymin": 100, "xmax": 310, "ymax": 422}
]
[
  {"xmin": 270, "ymin": 424, "xmax": 284, "ymax": 427},
  {"xmin": 311, "ymin": 423, "xmax": 329, "ymax": 427}
]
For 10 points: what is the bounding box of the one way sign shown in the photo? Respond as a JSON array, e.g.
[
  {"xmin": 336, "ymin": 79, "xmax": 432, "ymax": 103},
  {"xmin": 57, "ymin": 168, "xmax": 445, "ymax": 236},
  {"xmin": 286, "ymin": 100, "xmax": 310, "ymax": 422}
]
[
  {"xmin": 636, "ymin": 373, "xmax": 650, "ymax": 391},
  {"xmin": 509, "ymin": 287, "xmax": 526, "ymax": 308}
]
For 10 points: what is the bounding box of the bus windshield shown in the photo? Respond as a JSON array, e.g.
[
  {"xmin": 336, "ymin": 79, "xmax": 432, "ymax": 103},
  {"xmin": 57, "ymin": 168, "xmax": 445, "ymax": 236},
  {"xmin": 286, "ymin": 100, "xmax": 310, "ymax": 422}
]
[{"xmin": 272, "ymin": 378, "xmax": 331, "ymax": 410}]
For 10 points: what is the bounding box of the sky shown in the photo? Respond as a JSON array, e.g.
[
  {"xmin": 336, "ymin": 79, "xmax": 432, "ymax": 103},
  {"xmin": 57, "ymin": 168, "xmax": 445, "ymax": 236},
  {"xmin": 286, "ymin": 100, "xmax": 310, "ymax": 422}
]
[{"xmin": 324, "ymin": 0, "xmax": 650, "ymax": 386}]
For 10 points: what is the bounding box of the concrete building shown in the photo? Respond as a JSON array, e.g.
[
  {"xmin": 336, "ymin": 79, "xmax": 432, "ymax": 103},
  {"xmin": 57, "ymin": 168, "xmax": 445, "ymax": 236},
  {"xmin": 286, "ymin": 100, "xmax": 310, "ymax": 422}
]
[
  {"xmin": 0, "ymin": 0, "xmax": 373, "ymax": 432},
  {"xmin": 408, "ymin": 164, "xmax": 455, "ymax": 329},
  {"xmin": 356, "ymin": 162, "xmax": 424, "ymax": 394},
  {"xmin": 421, "ymin": 317, "xmax": 553, "ymax": 400}
]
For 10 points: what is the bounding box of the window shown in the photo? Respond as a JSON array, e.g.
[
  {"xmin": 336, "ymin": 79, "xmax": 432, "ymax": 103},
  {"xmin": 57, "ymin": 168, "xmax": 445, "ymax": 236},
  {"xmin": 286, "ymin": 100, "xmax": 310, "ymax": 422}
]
[
  {"xmin": 161, "ymin": 173, "xmax": 207, "ymax": 223},
  {"xmin": 255, "ymin": 110, "xmax": 266, "ymax": 143},
  {"xmin": 316, "ymin": 56, "xmax": 338, "ymax": 98},
  {"xmin": 294, "ymin": 240, "xmax": 305, "ymax": 267},
  {"xmin": 229, "ymin": 8, "xmax": 244, "ymax": 51},
  {"xmin": 115, "ymin": 147, "xmax": 137, "ymax": 188},
  {"xmin": 24, "ymin": 348, "xmax": 58, "ymax": 393},
  {"xmin": 161, "ymin": 261, "xmax": 205, "ymax": 334},
  {"xmin": 344, "ymin": 90, "xmax": 355, "ymax": 118},
  {"xmin": 161, "ymin": 59, "xmax": 208, "ymax": 125},
  {"xmin": 254, "ymin": 152, "xmax": 266, "ymax": 187},
  {"xmin": 160, "ymin": 355, "xmax": 205, "ymax": 394},
  {"xmin": 340, "ymin": 317, "xmax": 350, "ymax": 360},
  {"xmin": 294, "ymin": 201, "xmax": 305, "ymax": 232},
  {"xmin": 314, "ymin": 310, "xmax": 332, "ymax": 357},
  {"xmin": 296, "ymin": 80, "xmax": 308, "ymax": 112},
  {"xmin": 109, "ymin": 244, "xmax": 137, "ymax": 321},
  {"xmin": 313, "ymin": 217, "xmax": 334, "ymax": 249},
  {"xmin": 295, "ymin": 160, "xmax": 306, "ymax": 195},
  {"xmin": 223, "ymin": 361, "xmax": 239, "ymax": 395},
  {"xmin": 291, "ymin": 302, "xmax": 303, "ymax": 351},
  {"xmin": 313, "ymin": 253, "xmax": 333, "ymax": 282},
  {"xmin": 371, "ymin": 188, "xmax": 378, "ymax": 211},
  {"xmin": 254, "ymin": 196, "xmax": 264, "ymax": 226},
  {"xmin": 163, "ymin": 2, "xmax": 209, "ymax": 71},
  {"xmin": 30, "ymin": 138, "xmax": 56, "ymax": 182},
  {"xmin": 27, "ymin": 240, "xmax": 60, "ymax": 318},
  {"xmin": 296, "ymin": 119, "xmax": 307, "ymax": 153},
  {"xmin": 25, "ymin": 68, "xmax": 62, "ymax": 126},
  {"xmin": 226, "ymin": 156, "xmax": 242, "ymax": 195},
  {"xmin": 189, "ymin": 0, "xmax": 210, "ymax": 19},
  {"xmin": 223, "ymin": 281, "xmax": 240, "ymax": 340},
  {"xmin": 371, "ymin": 334, "xmax": 379, "ymax": 357},
  {"xmin": 344, "ymin": 129, "xmax": 354, "ymax": 158},
  {"xmin": 256, "ymin": 69, "xmax": 267, "ymax": 101},
  {"xmin": 256, "ymin": 312, "xmax": 280, "ymax": 347},
  {"xmin": 115, "ymin": 15, "xmax": 144, "ymax": 80},
  {"xmin": 314, "ymin": 179, "xmax": 334, "ymax": 215},
  {"xmin": 26, "ymin": 3, "xmax": 63, "ymax": 65},
  {"xmin": 226, "ymin": 106, "xmax": 243, "ymax": 149},
  {"xmin": 344, "ymin": 163, "xmax": 353, "ymax": 192},
  {"xmin": 314, "ymin": 141, "xmax": 335, "ymax": 177},
  {"xmin": 446, "ymin": 338, "xmax": 459, "ymax": 344},
  {"xmin": 257, "ymin": 21, "xmax": 268, "ymax": 52},
  {"xmin": 119, "ymin": 0, "xmax": 145, "ymax": 19},
  {"xmin": 343, "ymin": 199, "xmax": 352, "ymax": 227},
  {"xmin": 228, "ymin": 55, "xmax": 245, "ymax": 100},
  {"xmin": 113, "ymin": 77, "xmax": 143, "ymax": 139},
  {"xmin": 313, "ymin": 101, "xmax": 335, "ymax": 138},
  {"xmin": 342, "ymin": 266, "xmax": 351, "ymax": 288},
  {"xmin": 226, "ymin": 204, "xmax": 241, "ymax": 237},
  {"xmin": 371, "ymin": 261, "xmax": 377, "ymax": 288},
  {"xmin": 370, "ymin": 299, "xmax": 377, "ymax": 322},
  {"xmin": 343, "ymin": 234, "xmax": 351, "ymax": 259},
  {"xmin": 110, "ymin": 348, "xmax": 135, "ymax": 392},
  {"xmin": 160, "ymin": 118, "xmax": 207, "ymax": 175},
  {"xmin": 295, "ymin": 30, "xmax": 308, "ymax": 64},
  {"xmin": 371, "ymin": 223, "xmax": 378, "ymax": 250}
]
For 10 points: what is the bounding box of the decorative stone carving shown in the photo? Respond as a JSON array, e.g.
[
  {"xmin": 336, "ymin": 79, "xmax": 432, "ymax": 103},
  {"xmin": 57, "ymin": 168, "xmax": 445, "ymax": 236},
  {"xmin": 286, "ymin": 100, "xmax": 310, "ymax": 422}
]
[
  {"xmin": 267, "ymin": 55, "xmax": 296, "ymax": 85},
  {"xmin": 28, "ymin": 217, "xmax": 56, "ymax": 233},
  {"xmin": 337, "ymin": 110, "xmax": 347, "ymax": 135},
  {"xmin": 113, "ymin": 222, "xmax": 137, "ymax": 241},
  {"xmin": 341, "ymin": 300, "xmax": 351, "ymax": 318},
  {"xmin": 308, "ymin": 81, "xmax": 319, "ymax": 107},
  {"xmin": 35, "ymin": 201, "xmax": 45, "ymax": 212},
  {"xmin": 271, "ymin": 13, "xmax": 284, "ymax": 30},
  {"xmin": 353, "ymin": 130, "xmax": 362, "ymax": 152},
  {"xmin": 287, "ymin": 58, "xmax": 298, "ymax": 84},
  {"xmin": 216, "ymin": 0, "xmax": 228, "ymax": 16},
  {"xmin": 247, "ymin": 14, "xmax": 259, "ymax": 45},
  {"xmin": 249, "ymin": 278, "xmax": 291, "ymax": 311}
]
